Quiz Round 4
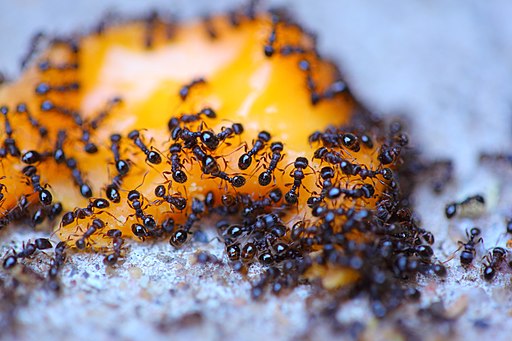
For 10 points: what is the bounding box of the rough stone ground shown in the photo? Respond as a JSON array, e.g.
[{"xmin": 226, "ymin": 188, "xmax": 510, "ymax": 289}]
[{"xmin": 1, "ymin": 1, "xmax": 512, "ymax": 340}]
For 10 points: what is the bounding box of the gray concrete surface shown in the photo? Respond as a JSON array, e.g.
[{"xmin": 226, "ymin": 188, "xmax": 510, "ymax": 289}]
[{"xmin": 1, "ymin": 1, "xmax": 512, "ymax": 340}]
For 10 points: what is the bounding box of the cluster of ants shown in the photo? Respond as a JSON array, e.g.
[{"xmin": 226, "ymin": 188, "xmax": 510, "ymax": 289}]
[{"xmin": 0, "ymin": 3, "xmax": 489, "ymax": 321}]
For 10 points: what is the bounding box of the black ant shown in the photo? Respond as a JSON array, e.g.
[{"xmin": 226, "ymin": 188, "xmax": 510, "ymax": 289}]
[
  {"xmin": 104, "ymin": 229, "xmax": 124, "ymax": 266},
  {"xmin": 80, "ymin": 128, "xmax": 98, "ymax": 154},
  {"xmin": 307, "ymin": 166, "xmax": 335, "ymax": 206},
  {"xmin": 258, "ymin": 142, "xmax": 284, "ymax": 186},
  {"xmin": 128, "ymin": 130, "xmax": 162, "ymax": 164},
  {"xmin": 200, "ymin": 123, "xmax": 243, "ymax": 150},
  {"xmin": 263, "ymin": 12, "xmax": 279, "ymax": 57},
  {"xmin": 154, "ymin": 184, "xmax": 187, "ymax": 211},
  {"xmin": 127, "ymin": 190, "xmax": 157, "ymax": 235},
  {"xmin": 0, "ymin": 195, "xmax": 30, "ymax": 228},
  {"xmin": 179, "ymin": 78, "xmax": 206, "ymax": 100},
  {"xmin": 32, "ymin": 202, "xmax": 63, "ymax": 226},
  {"xmin": 239, "ymin": 131, "xmax": 271, "ymax": 170},
  {"xmin": 325, "ymin": 183, "xmax": 375, "ymax": 200},
  {"xmin": 75, "ymin": 218, "xmax": 106, "ymax": 249},
  {"xmin": 37, "ymin": 59, "xmax": 79, "ymax": 72},
  {"xmin": 228, "ymin": 10, "xmax": 241, "ymax": 27},
  {"xmin": 202, "ymin": 15, "xmax": 218, "ymax": 39},
  {"xmin": 54, "ymin": 130, "xmax": 67, "ymax": 163},
  {"xmin": 210, "ymin": 170, "xmax": 246, "ymax": 188},
  {"xmin": 458, "ymin": 227, "xmax": 483, "ymax": 266},
  {"xmin": 65, "ymin": 157, "xmax": 93, "ymax": 198},
  {"xmin": 279, "ymin": 45, "xmax": 307, "ymax": 56},
  {"xmin": 104, "ymin": 134, "xmax": 130, "ymax": 202},
  {"xmin": 20, "ymin": 31, "xmax": 45, "ymax": 69},
  {"xmin": 47, "ymin": 241, "xmax": 66, "ymax": 292},
  {"xmin": 169, "ymin": 198, "xmax": 205, "ymax": 248},
  {"xmin": 16, "ymin": 103, "xmax": 48, "ymax": 137},
  {"xmin": 168, "ymin": 107, "xmax": 216, "ymax": 130},
  {"xmin": 482, "ymin": 247, "xmax": 507, "ymax": 281},
  {"xmin": 35, "ymin": 81, "xmax": 79, "ymax": 95},
  {"xmin": 445, "ymin": 195, "xmax": 485, "ymax": 219},
  {"xmin": 21, "ymin": 165, "xmax": 53, "ymax": 205},
  {"xmin": 312, "ymin": 146, "xmax": 345, "ymax": 165},
  {"xmin": 2, "ymin": 238, "xmax": 53, "ymax": 269},
  {"xmin": 60, "ymin": 198, "xmax": 110, "ymax": 226},
  {"xmin": 0, "ymin": 106, "xmax": 20, "ymax": 158},
  {"xmin": 89, "ymin": 97, "xmax": 122, "ymax": 130},
  {"xmin": 144, "ymin": 11, "xmax": 158, "ymax": 48},
  {"xmin": 341, "ymin": 133, "xmax": 360, "ymax": 152},
  {"xmin": 40, "ymin": 99, "xmax": 83, "ymax": 126},
  {"xmin": 191, "ymin": 145, "xmax": 220, "ymax": 175},
  {"xmin": 241, "ymin": 188, "xmax": 283, "ymax": 221},
  {"xmin": 166, "ymin": 143, "xmax": 188, "ymax": 184},
  {"xmin": 284, "ymin": 157, "xmax": 309, "ymax": 204},
  {"xmin": 21, "ymin": 150, "xmax": 50, "ymax": 164}
]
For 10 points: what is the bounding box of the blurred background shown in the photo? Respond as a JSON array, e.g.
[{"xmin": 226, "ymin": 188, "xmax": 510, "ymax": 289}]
[{"xmin": 1, "ymin": 1, "xmax": 512, "ymax": 340}]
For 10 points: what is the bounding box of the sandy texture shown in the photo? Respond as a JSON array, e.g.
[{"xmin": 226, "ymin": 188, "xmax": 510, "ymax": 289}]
[{"xmin": 1, "ymin": 1, "xmax": 512, "ymax": 340}]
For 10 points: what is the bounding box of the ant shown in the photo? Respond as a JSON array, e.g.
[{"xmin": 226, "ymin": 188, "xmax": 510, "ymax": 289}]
[
  {"xmin": 341, "ymin": 133, "xmax": 360, "ymax": 152},
  {"xmin": 65, "ymin": 157, "xmax": 93, "ymax": 198},
  {"xmin": 104, "ymin": 134, "xmax": 131, "ymax": 201},
  {"xmin": 47, "ymin": 241, "xmax": 66, "ymax": 292},
  {"xmin": 166, "ymin": 143, "xmax": 188, "ymax": 184},
  {"xmin": 37, "ymin": 59, "xmax": 79, "ymax": 72},
  {"xmin": 458, "ymin": 227, "xmax": 483, "ymax": 266},
  {"xmin": 0, "ymin": 195, "xmax": 30, "ymax": 228},
  {"xmin": 104, "ymin": 229, "xmax": 124, "ymax": 266},
  {"xmin": 35, "ymin": 81, "xmax": 79, "ymax": 96},
  {"xmin": 325, "ymin": 183, "xmax": 375, "ymax": 200},
  {"xmin": 60, "ymin": 198, "xmax": 110, "ymax": 226},
  {"xmin": 313, "ymin": 146, "xmax": 345, "ymax": 166},
  {"xmin": 482, "ymin": 247, "xmax": 507, "ymax": 281},
  {"xmin": 127, "ymin": 190, "xmax": 157, "ymax": 234},
  {"xmin": 75, "ymin": 218, "xmax": 106, "ymax": 249},
  {"xmin": 168, "ymin": 107, "xmax": 216, "ymax": 130},
  {"xmin": 284, "ymin": 157, "xmax": 310, "ymax": 204},
  {"xmin": 2, "ymin": 238, "xmax": 53, "ymax": 269},
  {"xmin": 169, "ymin": 198, "xmax": 205, "ymax": 248},
  {"xmin": 144, "ymin": 11, "xmax": 158, "ymax": 49},
  {"xmin": 89, "ymin": 97, "xmax": 122, "ymax": 130},
  {"xmin": 263, "ymin": 12, "xmax": 280, "ymax": 57},
  {"xmin": 21, "ymin": 150, "xmax": 50, "ymax": 164},
  {"xmin": 228, "ymin": 10, "xmax": 241, "ymax": 27},
  {"xmin": 179, "ymin": 78, "xmax": 206, "ymax": 100},
  {"xmin": 191, "ymin": 145, "xmax": 220, "ymax": 175},
  {"xmin": 21, "ymin": 165, "xmax": 53, "ymax": 205},
  {"xmin": 20, "ymin": 31, "xmax": 45, "ymax": 69},
  {"xmin": 154, "ymin": 184, "xmax": 187, "ymax": 211},
  {"xmin": 239, "ymin": 131, "xmax": 271, "ymax": 170},
  {"xmin": 210, "ymin": 170, "xmax": 246, "ymax": 188},
  {"xmin": 54, "ymin": 130, "xmax": 67, "ymax": 163},
  {"xmin": 308, "ymin": 166, "xmax": 335, "ymax": 206},
  {"xmin": 32, "ymin": 202, "xmax": 63, "ymax": 226},
  {"xmin": 0, "ymin": 106, "xmax": 20, "ymax": 158},
  {"xmin": 241, "ymin": 188, "xmax": 283, "ymax": 221},
  {"xmin": 258, "ymin": 142, "xmax": 284, "ymax": 186},
  {"xmin": 200, "ymin": 123, "xmax": 243, "ymax": 150},
  {"xmin": 16, "ymin": 103, "xmax": 48, "ymax": 137},
  {"xmin": 279, "ymin": 45, "xmax": 307, "ymax": 56},
  {"xmin": 40, "ymin": 99, "xmax": 83, "ymax": 126},
  {"xmin": 202, "ymin": 15, "xmax": 218, "ymax": 39},
  {"xmin": 80, "ymin": 128, "xmax": 98, "ymax": 154},
  {"xmin": 445, "ymin": 194, "xmax": 485, "ymax": 219},
  {"xmin": 128, "ymin": 130, "xmax": 162, "ymax": 164}
]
